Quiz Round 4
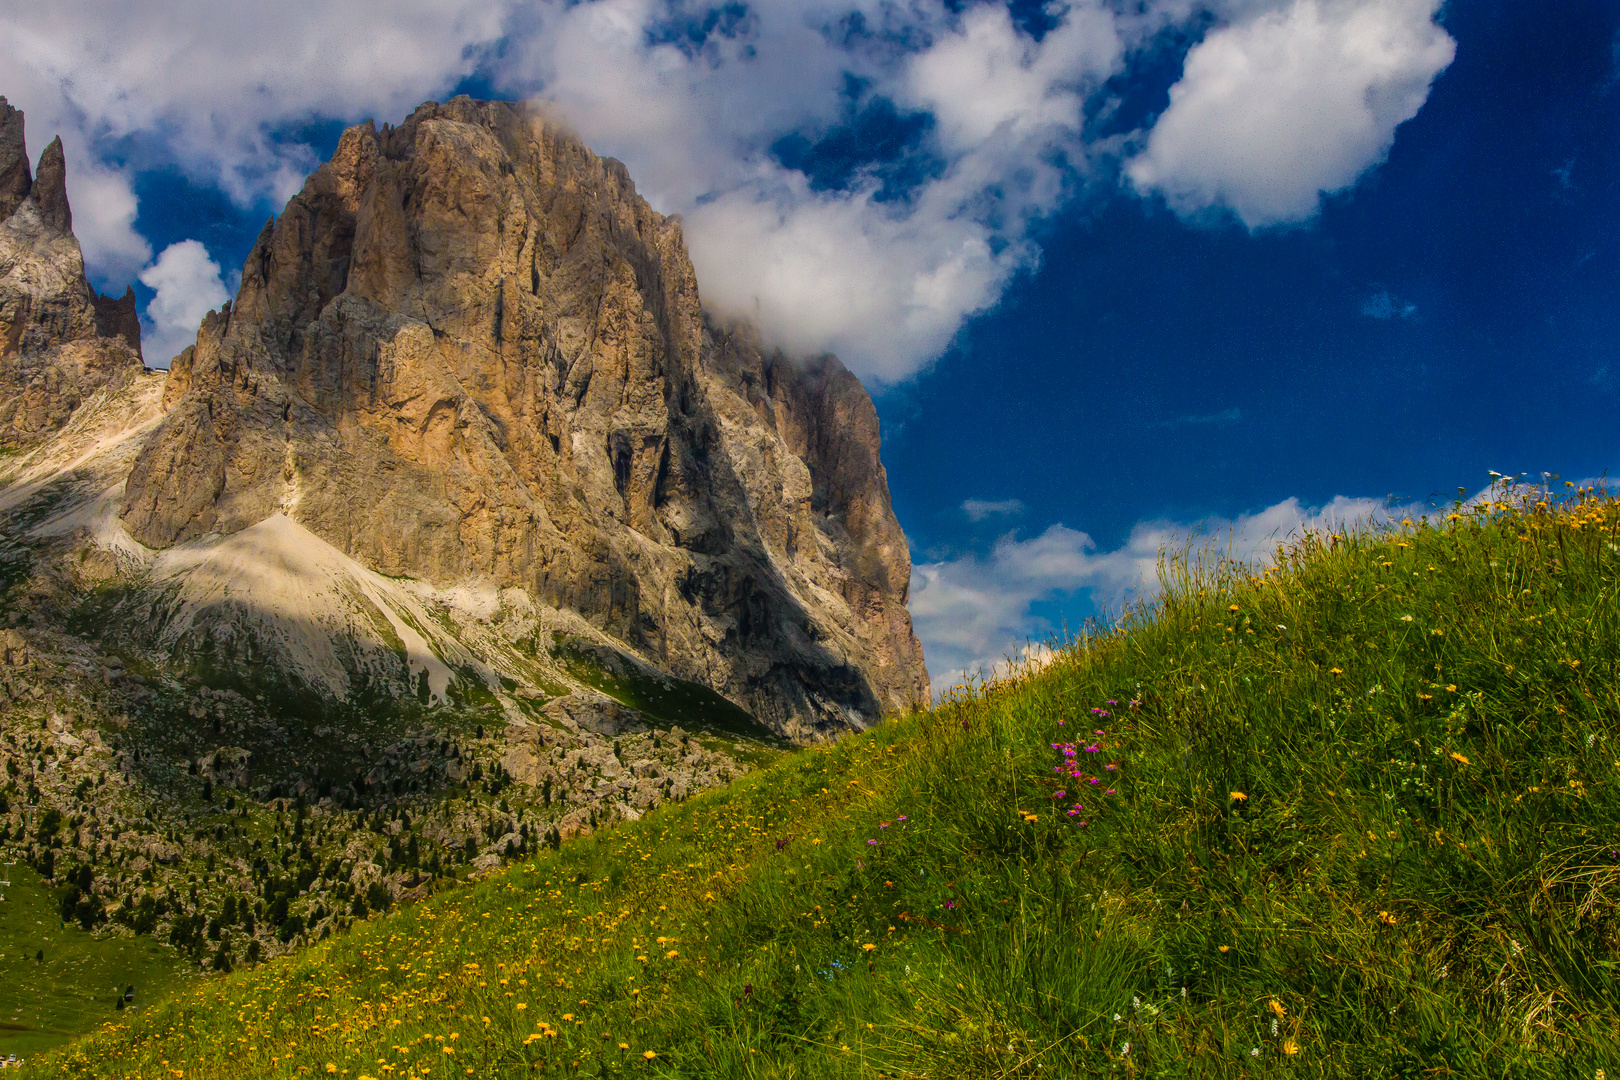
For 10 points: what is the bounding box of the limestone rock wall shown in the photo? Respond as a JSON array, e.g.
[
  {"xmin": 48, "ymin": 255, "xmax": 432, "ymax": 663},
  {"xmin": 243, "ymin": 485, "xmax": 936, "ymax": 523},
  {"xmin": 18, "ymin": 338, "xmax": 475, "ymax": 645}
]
[
  {"xmin": 0, "ymin": 97, "xmax": 144, "ymax": 448},
  {"xmin": 122, "ymin": 97, "xmax": 927, "ymax": 740}
]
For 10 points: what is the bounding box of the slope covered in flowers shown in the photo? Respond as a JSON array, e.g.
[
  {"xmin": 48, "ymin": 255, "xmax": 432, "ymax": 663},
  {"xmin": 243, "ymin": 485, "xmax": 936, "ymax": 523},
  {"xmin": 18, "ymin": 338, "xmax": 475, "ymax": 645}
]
[{"xmin": 33, "ymin": 485, "xmax": 1620, "ymax": 1077}]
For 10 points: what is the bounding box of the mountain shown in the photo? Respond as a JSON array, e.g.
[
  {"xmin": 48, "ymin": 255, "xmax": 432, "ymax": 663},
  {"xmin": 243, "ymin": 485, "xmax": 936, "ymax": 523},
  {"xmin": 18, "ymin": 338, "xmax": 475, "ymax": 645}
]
[
  {"xmin": 0, "ymin": 97, "xmax": 143, "ymax": 447},
  {"xmin": 122, "ymin": 96, "xmax": 927, "ymax": 743},
  {"xmin": 0, "ymin": 96, "xmax": 928, "ymax": 985}
]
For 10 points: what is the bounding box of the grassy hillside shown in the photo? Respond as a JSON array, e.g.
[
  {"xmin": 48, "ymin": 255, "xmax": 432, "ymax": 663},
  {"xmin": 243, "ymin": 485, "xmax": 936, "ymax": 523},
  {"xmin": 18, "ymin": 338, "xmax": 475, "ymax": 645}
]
[
  {"xmin": 29, "ymin": 483, "xmax": 1620, "ymax": 1077},
  {"xmin": 0, "ymin": 863, "xmax": 189, "ymax": 1061}
]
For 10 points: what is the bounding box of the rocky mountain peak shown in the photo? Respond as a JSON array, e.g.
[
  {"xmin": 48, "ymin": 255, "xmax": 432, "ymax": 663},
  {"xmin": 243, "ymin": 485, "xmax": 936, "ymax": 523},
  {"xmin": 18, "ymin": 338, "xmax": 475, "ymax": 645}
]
[
  {"xmin": 0, "ymin": 97, "xmax": 31, "ymax": 222},
  {"xmin": 0, "ymin": 100, "xmax": 143, "ymax": 447},
  {"xmin": 32, "ymin": 135, "xmax": 72, "ymax": 235},
  {"xmin": 122, "ymin": 95, "xmax": 926, "ymax": 740}
]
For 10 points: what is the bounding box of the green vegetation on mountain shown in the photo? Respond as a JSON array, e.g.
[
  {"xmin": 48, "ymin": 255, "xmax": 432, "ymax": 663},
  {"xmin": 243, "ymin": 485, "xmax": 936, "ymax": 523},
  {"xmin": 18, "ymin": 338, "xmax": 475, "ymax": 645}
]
[
  {"xmin": 31, "ymin": 483, "xmax": 1620, "ymax": 1077},
  {"xmin": 0, "ymin": 862, "xmax": 188, "ymax": 1060}
]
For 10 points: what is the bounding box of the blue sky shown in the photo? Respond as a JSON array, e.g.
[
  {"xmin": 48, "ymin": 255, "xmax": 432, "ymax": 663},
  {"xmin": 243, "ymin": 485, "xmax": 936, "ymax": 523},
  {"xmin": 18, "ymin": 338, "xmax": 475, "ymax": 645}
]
[{"xmin": 4, "ymin": 0, "xmax": 1617, "ymax": 693}]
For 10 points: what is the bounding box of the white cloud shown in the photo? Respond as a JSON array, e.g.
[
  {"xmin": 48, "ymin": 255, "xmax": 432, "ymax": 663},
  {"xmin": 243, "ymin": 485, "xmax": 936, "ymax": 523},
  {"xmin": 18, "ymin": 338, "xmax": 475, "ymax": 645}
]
[
  {"xmin": 962, "ymin": 497, "xmax": 1025, "ymax": 522},
  {"xmin": 912, "ymin": 493, "xmax": 1408, "ymax": 697},
  {"xmin": 138, "ymin": 240, "xmax": 230, "ymax": 367},
  {"xmin": 0, "ymin": 0, "xmax": 1456, "ymax": 376},
  {"xmin": 1127, "ymin": 0, "xmax": 1455, "ymax": 228},
  {"xmin": 507, "ymin": 0, "xmax": 1136, "ymax": 382},
  {"xmin": 0, "ymin": 0, "xmax": 509, "ymax": 208},
  {"xmin": 903, "ymin": 3, "xmax": 1121, "ymax": 152},
  {"xmin": 64, "ymin": 159, "xmax": 152, "ymax": 289}
]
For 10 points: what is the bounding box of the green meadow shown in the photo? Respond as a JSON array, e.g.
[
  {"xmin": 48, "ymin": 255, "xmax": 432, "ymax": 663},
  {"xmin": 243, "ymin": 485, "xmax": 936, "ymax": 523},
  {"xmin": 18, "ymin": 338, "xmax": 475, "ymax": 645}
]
[
  {"xmin": 0, "ymin": 863, "xmax": 189, "ymax": 1062},
  {"xmin": 28, "ymin": 483, "xmax": 1620, "ymax": 1077}
]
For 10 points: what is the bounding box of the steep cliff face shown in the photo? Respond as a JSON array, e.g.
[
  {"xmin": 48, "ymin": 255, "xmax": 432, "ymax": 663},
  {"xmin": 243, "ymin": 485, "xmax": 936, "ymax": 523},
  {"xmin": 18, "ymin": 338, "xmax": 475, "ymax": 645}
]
[
  {"xmin": 122, "ymin": 97, "xmax": 926, "ymax": 740},
  {"xmin": 0, "ymin": 98, "xmax": 143, "ymax": 448}
]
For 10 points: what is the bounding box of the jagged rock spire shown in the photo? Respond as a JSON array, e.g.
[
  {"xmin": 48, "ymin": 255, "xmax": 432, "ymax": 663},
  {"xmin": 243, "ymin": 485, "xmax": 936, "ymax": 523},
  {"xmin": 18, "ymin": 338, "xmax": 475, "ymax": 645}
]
[
  {"xmin": 0, "ymin": 99, "xmax": 143, "ymax": 446},
  {"xmin": 0, "ymin": 97, "xmax": 31, "ymax": 223},
  {"xmin": 32, "ymin": 136, "xmax": 71, "ymax": 234}
]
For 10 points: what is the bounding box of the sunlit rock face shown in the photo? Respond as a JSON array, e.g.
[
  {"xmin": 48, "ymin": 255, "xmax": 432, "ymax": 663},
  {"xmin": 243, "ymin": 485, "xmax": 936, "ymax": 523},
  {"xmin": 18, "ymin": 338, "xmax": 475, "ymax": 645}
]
[
  {"xmin": 0, "ymin": 97, "xmax": 143, "ymax": 449},
  {"xmin": 122, "ymin": 97, "xmax": 927, "ymax": 741}
]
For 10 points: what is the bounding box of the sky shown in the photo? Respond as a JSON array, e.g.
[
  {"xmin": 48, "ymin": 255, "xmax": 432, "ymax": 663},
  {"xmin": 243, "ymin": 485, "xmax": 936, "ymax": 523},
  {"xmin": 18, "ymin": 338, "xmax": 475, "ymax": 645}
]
[{"xmin": 3, "ymin": 0, "xmax": 1617, "ymax": 696}]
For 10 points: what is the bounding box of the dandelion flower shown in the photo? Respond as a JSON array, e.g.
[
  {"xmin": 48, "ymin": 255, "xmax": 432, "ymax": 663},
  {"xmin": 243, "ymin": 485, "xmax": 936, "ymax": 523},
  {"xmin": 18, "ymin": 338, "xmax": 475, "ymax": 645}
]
[
  {"xmin": 643, "ymin": 1051, "xmax": 658, "ymax": 1060},
  {"xmin": 863, "ymin": 944, "xmax": 877, "ymax": 952},
  {"xmin": 1218, "ymin": 945, "xmax": 1231, "ymax": 953},
  {"xmin": 1230, "ymin": 791, "xmax": 1248, "ymax": 802},
  {"xmin": 1269, "ymin": 999, "xmax": 1286, "ymax": 1017},
  {"xmin": 1449, "ymin": 752, "xmax": 1470, "ymax": 765},
  {"xmin": 1282, "ymin": 1040, "xmax": 1300, "ymax": 1056},
  {"xmin": 1378, "ymin": 911, "xmax": 1398, "ymax": 926}
]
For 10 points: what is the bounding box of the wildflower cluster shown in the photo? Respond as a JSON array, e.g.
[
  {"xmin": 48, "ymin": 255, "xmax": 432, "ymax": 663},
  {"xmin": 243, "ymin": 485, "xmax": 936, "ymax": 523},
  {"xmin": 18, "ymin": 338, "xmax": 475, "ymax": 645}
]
[{"xmin": 1049, "ymin": 703, "xmax": 1125, "ymax": 821}]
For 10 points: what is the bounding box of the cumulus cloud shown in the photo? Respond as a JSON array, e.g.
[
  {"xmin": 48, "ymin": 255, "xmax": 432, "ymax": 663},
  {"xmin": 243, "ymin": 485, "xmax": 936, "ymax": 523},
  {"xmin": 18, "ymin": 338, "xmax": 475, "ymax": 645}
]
[
  {"xmin": 912, "ymin": 494, "xmax": 1409, "ymax": 697},
  {"xmin": 1127, "ymin": 0, "xmax": 1454, "ymax": 228},
  {"xmin": 505, "ymin": 0, "xmax": 1138, "ymax": 381},
  {"xmin": 962, "ymin": 498, "xmax": 1025, "ymax": 522},
  {"xmin": 138, "ymin": 241, "xmax": 230, "ymax": 367},
  {"xmin": 0, "ymin": 0, "xmax": 507, "ymax": 208},
  {"xmin": 64, "ymin": 160, "xmax": 153, "ymax": 289},
  {"xmin": 1, "ymin": 0, "xmax": 1456, "ymax": 376}
]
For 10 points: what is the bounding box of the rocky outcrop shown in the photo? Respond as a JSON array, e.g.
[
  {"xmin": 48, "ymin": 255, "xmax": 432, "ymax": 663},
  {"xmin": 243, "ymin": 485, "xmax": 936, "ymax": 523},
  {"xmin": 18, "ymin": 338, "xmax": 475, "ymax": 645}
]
[
  {"xmin": 122, "ymin": 97, "xmax": 926, "ymax": 741},
  {"xmin": 0, "ymin": 101, "xmax": 31, "ymax": 222},
  {"xmin": 0, "ymin": 97, "xmax": 144, "ymax": 448}
]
